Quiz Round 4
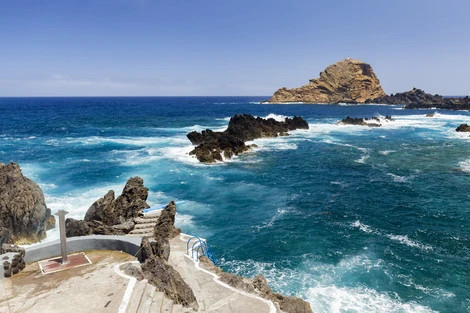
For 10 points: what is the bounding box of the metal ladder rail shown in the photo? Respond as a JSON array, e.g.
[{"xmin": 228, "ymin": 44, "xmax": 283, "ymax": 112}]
[{"xmin": 186, "ymin": 236, "xmax": 218, "ymax": 265}]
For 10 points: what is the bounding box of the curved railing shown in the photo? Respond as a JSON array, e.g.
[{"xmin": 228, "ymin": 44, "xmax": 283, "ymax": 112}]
[{"xmin": 186, "ymin": 236, "xmax": 218, "ymax": 265}]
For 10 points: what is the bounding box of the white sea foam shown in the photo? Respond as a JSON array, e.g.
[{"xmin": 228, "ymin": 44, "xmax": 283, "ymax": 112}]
[
  {"xmin": 45, "ymin": 139, "xmax": 59, "ymax": 146},
  {"xmin": 224, "ymin": 253, "xmax": 436, "ymax": 313},
  {"xmin": 379, "ymin": 150, "xmax": 396, "ymax": 155},
  {"xmin": 261, "ymin": 113, "xmax": 288, "ymax": 122},
  {"xmin": 387, "ymin": 234, "xmax": 433, "ymax": 251},
  {"xmin": 44, "ymin": 183, "xmax": 124, "ymax": 222},
  {"xmin": 355, "ymin": 154, "xmax": 369, "ymax": 164},
  {"xmin": 387, "ymin": 173, "xmax": 415, "ymax": 183},
  {"xmin": 350, "ymin": 221, "xmax": 432, "ymax": 251},
  {"xmin": 158, "ymin": 145, "xmax": 203, "ymax": 165},
  {"xmin": 249, "ymin": 136, "xmax": 299, "ymax": 152},
  {"xmin": 175, "ymin": 213, "xmax": 195, "ymax": 229},
  {"xmin": 65, "ymin": 136, "xmax": 174, "ymax": 146},
  {"xmin": 307, "ymin": 285, "xmax": 437, "ymax": 313},
  {"xmin": 255, "ymin": 208, "xmax": 294, "ymax": 231},
  {"xmin": 351, "ymin": 220, "xmax": 375, "ymax": 234},
  {"xmin": 397, "ymin": 275, "xmax": 456, "ymax": 298},
  {"xmin": 458, "ymin": 159, "xmax": 470, "ymax": 172}
]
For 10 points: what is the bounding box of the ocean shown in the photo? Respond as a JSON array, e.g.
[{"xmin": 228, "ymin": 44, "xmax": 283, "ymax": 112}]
[{"xmin": 1, "ymin": 96, "xmax": 469, "ymax": 313}]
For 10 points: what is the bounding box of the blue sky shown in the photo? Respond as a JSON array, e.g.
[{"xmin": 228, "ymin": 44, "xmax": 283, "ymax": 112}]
[{"xmin": 1, "ymin": 0, "xmax": 469, "ymax": 96}]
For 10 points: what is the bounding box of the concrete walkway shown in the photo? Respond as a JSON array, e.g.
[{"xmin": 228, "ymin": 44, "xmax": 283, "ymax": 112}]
[
  {"xmin": 169, "ymin": 234, "xmax": 275, "ymax": 313},
  {"xmin": 1, "ymin": 250, "xmax": 136, "ymax": 313},
  {"xmin": 1, "ymin": 235, "xmax": 276, "ymax": 313}
]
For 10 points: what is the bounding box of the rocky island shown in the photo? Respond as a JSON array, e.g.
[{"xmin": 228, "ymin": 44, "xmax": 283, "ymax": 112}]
[
  {"xmin": 187, "ymin": 113, "xmax": 309, "ymax": 163},
  {"xmin": 264, "ymin": 58, "xmax": 386, "ymax": 104},
  {"xmin": 264, "ymin": 58, "xmax": 470, "ymax": 111},
  {"xmin": 366, "ymin": 87, "xmax": 470, "ymax": 110}
]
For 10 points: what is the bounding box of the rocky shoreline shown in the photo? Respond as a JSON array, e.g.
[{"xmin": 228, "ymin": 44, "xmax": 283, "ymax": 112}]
[{"xmin": 0, "ymin": 167, "xmax": 313, "ymax": 312}]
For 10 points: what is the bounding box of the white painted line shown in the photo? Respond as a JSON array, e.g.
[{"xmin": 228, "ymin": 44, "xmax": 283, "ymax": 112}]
[
  {"xmin": 179, "ymin": 235, "xmax": 277, "ymax": 313},
  {"xmin": 114, "ymin": 261, "xmax": 140, "ymax": 313}
]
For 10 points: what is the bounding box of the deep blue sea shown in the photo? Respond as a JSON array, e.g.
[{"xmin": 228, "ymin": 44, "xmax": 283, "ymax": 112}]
[{"xmin": 1, "ymin": 97, "xmax": 469, "ymax": 313}]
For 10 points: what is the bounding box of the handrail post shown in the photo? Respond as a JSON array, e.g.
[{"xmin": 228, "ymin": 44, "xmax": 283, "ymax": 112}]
[
  {"xmin": 186, "ymin": 236, "xmax": 201, "ymax": 255},
  {"xmin": 191, "ymin": 240, "xmax": 202, "ymax": 260}
]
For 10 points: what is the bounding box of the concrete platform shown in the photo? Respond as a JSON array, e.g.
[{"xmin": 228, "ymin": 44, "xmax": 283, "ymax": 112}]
[
  {"xmin": 1, "ymin": 250, "xmax": 136, "ymax": 313},
  {"xmin": 1, "ymin": 236, "xmax": 278, "ymax": 313}
]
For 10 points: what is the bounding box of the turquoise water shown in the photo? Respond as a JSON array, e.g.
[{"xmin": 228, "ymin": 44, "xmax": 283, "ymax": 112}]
[{"xmin": 1, "ymin": 97, "xmax": 469, "ymax": 312}]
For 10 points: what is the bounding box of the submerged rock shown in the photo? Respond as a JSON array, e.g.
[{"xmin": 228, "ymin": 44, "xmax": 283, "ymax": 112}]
[
  {"xmin": 265, "ymin": 58, "xmax": 386, "ymax": 104},
  {"xmin": 0, "ymin": 162, "xmax": 55, "ymax": 244},
  {"xmin": 187, "ymin": 114, "xmax": 309, "ymax": 163}
]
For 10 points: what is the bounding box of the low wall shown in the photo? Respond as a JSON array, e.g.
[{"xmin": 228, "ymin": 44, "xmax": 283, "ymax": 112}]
[{"xmin": 24, "ymin": 235, "xmax": 143, "ymax": 263}]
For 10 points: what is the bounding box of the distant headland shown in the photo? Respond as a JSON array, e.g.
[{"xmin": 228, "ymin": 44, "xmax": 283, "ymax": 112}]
[{"xmin": 263, "ymin": 58, "xmax": 470, "ymax": 110}]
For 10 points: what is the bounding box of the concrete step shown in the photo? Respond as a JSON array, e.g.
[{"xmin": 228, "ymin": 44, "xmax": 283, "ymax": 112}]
[
  {"xmin": 142, "ymin": 210, "xmax": 162, "ymax": 218},
  {"xmin": 126, "ymin": 279, "xmax": 148, "ymax": 313},
  {"xmin": 161, "ymin": 298, "xmax": 173, "ymax": 313},
  {"xmin": 134, "ymin": 223, "xmax": 156, "ymax": 230},
  {"xmin": 129, "ymin": 228, "xmax": 154, "ymax": 235},
  {"xmin": 149, "ymin": 291, "xmax": 165, "ymax": 312},
  {"xmin": 135, "ymin": 217, "xmax": 159, "ymax": 224},
  {"xmin": 171, "ymin": 303, "xmax": 183, "ymax": 313},
  {"xmin": 126, "ymin": 233, "xmax": 154, "ymax": 239},
  {"xmin": 137, "ymin": 283, "xmax": 155, "ymax": 313}
]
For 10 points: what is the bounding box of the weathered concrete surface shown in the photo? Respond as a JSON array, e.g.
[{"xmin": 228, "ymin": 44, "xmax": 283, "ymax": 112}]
[
  {"xmin": 1, "ymin": 250, "xmax": 136, "ymax": 313},
  {"xmin": 169, "ymin": 234, "xmax": 275, "ymax": 313}
]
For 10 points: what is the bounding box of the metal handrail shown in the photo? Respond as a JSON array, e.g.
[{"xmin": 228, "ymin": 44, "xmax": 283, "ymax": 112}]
[
  {"xmin": 186, "ymin": 236, "xmax": 203, "ymax": 255},
  {"xmin": 186, "ymin": 236, "xmax": 218, "ymax": 265}
]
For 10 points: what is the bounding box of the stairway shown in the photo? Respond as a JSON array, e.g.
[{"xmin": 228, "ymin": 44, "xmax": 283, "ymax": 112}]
[
  {"xmin": 125, "ymin": 279, "xmax": 193, "ymax": 313},
  {"xmin": 127, "ymin": 210, "xmax": 162, "ymax": 238}
]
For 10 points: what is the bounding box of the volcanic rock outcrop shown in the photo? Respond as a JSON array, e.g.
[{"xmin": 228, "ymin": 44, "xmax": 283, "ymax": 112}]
[
  {"xmin": 265, "ymin": 58, "xmax": 386, "ymax": 104},
  {"xmin": 187, "ymin": 114, "xmax": 309, "ymax": 163},
  {"xmin": 456, "ymin": 124, "xmax": 470, "ymax": 132},
  {"xmin": 0, "ymin": 162, "xmax": 55, "ymax": 244},
  {"xmin": 367, "ymin": 88, "xmax": 470, "ymax": 110},
  {"xmin": 1, "ymin": 243, "xmax": 25, "ymax": 277},
  {"xmin": 140, "ymin": 201, "xmax": 197, "ymax": 309},
  {"xmin": 65, "ymin": 177, "xmax": 150, "ymax": 237},
  {"xmin": 338, "ymin": 115, "xmax": 394, "ymax": 127}
]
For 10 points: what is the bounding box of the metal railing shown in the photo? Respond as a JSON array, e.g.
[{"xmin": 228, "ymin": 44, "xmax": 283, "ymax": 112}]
[{"xmin": 186, "ymin": 236, "xmax": 218, "ymax": 265}]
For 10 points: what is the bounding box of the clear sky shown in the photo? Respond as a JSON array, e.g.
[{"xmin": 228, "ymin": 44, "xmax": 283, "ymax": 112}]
[{"xmin": 1, "ymin": 0, "xmax": 469, "ymax": 96}]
